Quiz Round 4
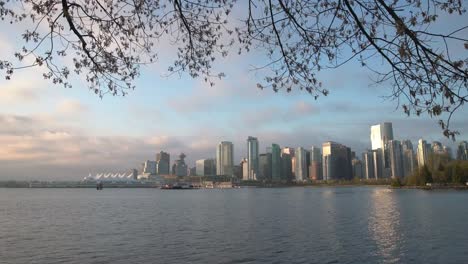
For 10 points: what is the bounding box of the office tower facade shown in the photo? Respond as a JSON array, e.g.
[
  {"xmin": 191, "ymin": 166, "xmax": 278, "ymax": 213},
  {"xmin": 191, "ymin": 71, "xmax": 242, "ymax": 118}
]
[
  {"xmin": 281, "ymin": 152, "xmax": 293, "ymax": 182},
  {"xmin": 240, "ymin": 158, "xmax": 249, "ymax": 181},
  {"xmin": 271, "ymin": 144, "xmax": 282, "ymax": 181},
  {"xmin": 259, "ymin": 153, "xmax": 272, "ymax": 181},
  {"xmin": 457, "ymin": 141, "xmax": 468, "ymax": 160},
  {"xmin": 389, "ymin": 140, "xmax": 404, "ymax": 178},
  {"xmin": 370, "ymin": 122, "xmax": 394, "ymax": 178},
  {"xmin": 156, "ymin": 151, "xmax": 170, "ymax": 175},
  {"xmin": 402, "ymin": 141, "xmax": 416, "ymax": 177},
  {"xmin": 322, "ymin": 141, "xmax": 353, "ymax": 180},
  {"xmin": 216, "ymin": 141, "xmax": 234, "ymax": 176},
  {"xmin": 196, "ymin": 159, "xmax": 216, "ymax": 176},
  {"xmin": 362, "ymin": 150, "xmax": 375, "ymax": 179},
  {"xmin": 143, "ymin": 160, "xmax": 157, "ymax": 175},
  {"xmin": 282, "ymin": 147, "xmax": 296, "ymax": 178},
  {"xmin": 352, "ymin": 159, "xmax": 363, "ymax": 179},
  {"xmin": 247, "ymin": 136, "xmax": 259, "ymax": 180},
  {"xmin": 417, "ymin": 139, "xmax": 431, "ymax": 167},
  {"xmin": 172, "ymin": 153, "xmax": 188, "ymax": 177},
  {"xmin": 372, "ymin": 150, "xmax": 383, "ymax": 179},
  {"xmin": 309, "ymin": 146, "xmax": 322, "ymax": 180},
  {"xmin": 295, "ymin": 147, "xmax": 308, "ymax": 181}
]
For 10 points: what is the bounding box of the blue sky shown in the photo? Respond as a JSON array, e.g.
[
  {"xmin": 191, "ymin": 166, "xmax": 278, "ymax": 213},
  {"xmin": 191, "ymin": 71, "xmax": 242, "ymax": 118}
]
[{"xmin": 0, "ymin": 3, "xmax": 467, "ymax": 180}]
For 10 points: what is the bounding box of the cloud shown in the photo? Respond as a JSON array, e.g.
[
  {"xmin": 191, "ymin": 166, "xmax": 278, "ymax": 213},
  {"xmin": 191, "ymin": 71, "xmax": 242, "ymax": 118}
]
[{"xmin": 56, "ymin": 99, "xmax": 88, "ymax": 114}]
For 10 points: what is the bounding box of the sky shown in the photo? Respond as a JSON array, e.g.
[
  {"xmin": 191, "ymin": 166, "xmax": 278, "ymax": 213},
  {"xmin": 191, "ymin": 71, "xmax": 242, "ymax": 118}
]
[{"xmin": 0, "ymin": 3, "xmax": 467, "ymax": 180}]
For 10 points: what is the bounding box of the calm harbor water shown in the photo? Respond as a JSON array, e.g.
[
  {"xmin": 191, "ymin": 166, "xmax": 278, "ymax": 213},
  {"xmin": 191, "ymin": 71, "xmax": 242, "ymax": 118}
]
[{"xmin": 1, "ymin": 187, "xmax": 467, "ymax": 264}]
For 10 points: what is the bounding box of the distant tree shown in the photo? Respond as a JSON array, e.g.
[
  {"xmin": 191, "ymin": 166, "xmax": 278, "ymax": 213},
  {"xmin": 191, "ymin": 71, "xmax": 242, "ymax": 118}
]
[{"xmin": 0, "ymin": 0, "xmax": 466, "ymax": 136}]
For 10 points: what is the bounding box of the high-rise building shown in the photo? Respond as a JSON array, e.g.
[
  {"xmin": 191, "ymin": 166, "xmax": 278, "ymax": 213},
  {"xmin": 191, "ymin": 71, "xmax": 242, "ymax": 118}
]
[
  {"xmin": 456, "ymin": 141, "xmax": 468, "ymax": 160},
  {"xmin": 216, "ymin": 141, "xmax": 234, "ymax": 176},
  {"xmin": 172, "ymin": 153, "xmax": 188, "ymax": 177},
  {"xmin": 281, "ymin": 151, "xmax": 292, "ymax": 182},
  {"xmin": 372, "ymin": 150, "xmax": 383, "ymax": 179},
  {"xmin": 258, "ymin": 153, "xmax": 272, "ymax": 181},
  {"xmin": 143, "ymin": 160, "xmax": 157, "ymax": 175},
  {"xmin": 240, "ymin": 158, "xmax": 249, "ymax": 181},
  {"xmin": 389, "ymin": 140, "xmax": 404, "ymax": 178},
  {"xmin": 352, "ymin": 159, "xmax": 363, "ymax": 179},
  {"xmin": 156, "ymin": 151, "xmax": 170, "ymax": 175},
  {"xmin": 295, "ymin": 147, "xmax": 308, "ymax": 181},
  {"xmin": 247, "ymin": 136, "xmax": 259, "ymax": 180},
  {"xmin": 309, "ymin": 146, "xmax": 322, "ymax": 180},
  {"xmin": 196, "ymin": 159, "xmax": 216, "ymax": 176},
  {"xmin": 417, "ymin": 139, "xmax": 431, "ymax": 167},
  {"xmin": 362, "ymin": 150, "xmax": 375, "ymax": 179},
  {"xmin": 322, "ymin": 141, "xmax": 353, "ymax": 180},
  {"xmin": 370, "ymin": 122, "xmax": 393, "ymax": 177},
  {"xmin": 402, "ymin": 141, "xmax": 416, "ymax": 177},
  {"xmin": 282, "ymin": 147, "xmax": 295, "ymax": 178},
  {"xmin": 432, "ymin": 141, "xmax": 444, "ymax": 154},
  {"xmin": 271, "ymin": 144, "xmax": 282, "ymax": 182}
]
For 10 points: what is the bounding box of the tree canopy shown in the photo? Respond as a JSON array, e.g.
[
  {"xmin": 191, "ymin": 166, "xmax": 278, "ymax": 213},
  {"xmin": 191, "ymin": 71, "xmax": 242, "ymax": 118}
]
[{"xmin": 0, "ymin": 0, "xmax": 466, "ymax": 136}]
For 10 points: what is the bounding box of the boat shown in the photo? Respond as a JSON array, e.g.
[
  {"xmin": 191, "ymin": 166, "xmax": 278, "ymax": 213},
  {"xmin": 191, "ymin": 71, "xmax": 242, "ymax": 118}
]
[{"xmin": 160, "ymin": 183, "xmax": 193, "ymax": 190}]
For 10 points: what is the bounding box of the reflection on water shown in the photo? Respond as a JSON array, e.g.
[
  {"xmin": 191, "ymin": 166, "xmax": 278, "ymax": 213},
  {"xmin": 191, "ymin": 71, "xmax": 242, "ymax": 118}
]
[
  {"xmin": 369, "ymin": 188, "xmax": 402, "ymax": 263},
  {"xmin": 1, "ymin": 188, "xmax": 468, "ymax": 264}
]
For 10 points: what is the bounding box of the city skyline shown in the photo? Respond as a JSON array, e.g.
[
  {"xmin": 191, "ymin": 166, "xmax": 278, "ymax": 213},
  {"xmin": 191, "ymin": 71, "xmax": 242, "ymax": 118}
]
[{"xmin": 1, "ymin": 12, "xmax": 467, "ymax": 180}]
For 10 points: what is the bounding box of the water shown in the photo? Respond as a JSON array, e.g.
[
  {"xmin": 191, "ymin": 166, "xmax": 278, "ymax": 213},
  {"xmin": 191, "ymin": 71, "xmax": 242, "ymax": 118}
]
[{"xmin": 1, "ymin": 187, "xmax": 467, "ymax": 264}]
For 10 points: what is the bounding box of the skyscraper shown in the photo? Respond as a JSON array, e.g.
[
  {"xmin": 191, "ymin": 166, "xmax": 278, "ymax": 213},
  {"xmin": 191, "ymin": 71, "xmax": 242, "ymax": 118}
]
[
  {"xmin": 271, "ymin": 144, "xmax": 282, "ymax": 182},
  {"xmin": 322, "ymin": 141, "xmax": 353, "ymax": 180},
  {"xmin": 282, "ymin": 147, "xmax": 295, "ymax": 178},
  {"xmin": 247, "ymin": 136, "xmax": 259, "ymax": 180},
  {"xmin": 352, "ymin": 159, "xmax": 363, "ymax": 179},
  {"xmin": 258, "ymin": 153, "xmax": 272, "ymax": 181},
  {"xmin": 281, "ymin": 151, "xmax": 292, "ymax": 182},
  {"xmin": 295, "ymin": 147, "xmax": 308, "ymax": 181},
  {"xmin": 417, "ymin": 139, "xmax": 431, "ymax": 167},
  {"xmin": 370, "ymin": 122, "xmax": 393, "ymax": 178},
  {"xmin": 389, "ymin": 140, "xmax": 404, "ymax": 178},
  {"xmin": 143, "ymin": 160, "xmax": 157, "ymax": 175},
  {"xmin": 402, "ymin": 140, "xmax": 416, "ymax": 177},
  {"xmin": 240, "ymin": 158, "xmax": 249, "ymax": 181},
  {"xmin": 216, "ymin": 141, "xmax": 234, "ymax": 176},
  {"xmin": 309, "ymin": 146, "xmax": 322, "ymax": 180},
  {"xmin": 156, "ymin": 151, "xmax": 170, "ymax": 175},
  {"xmin": 196, "ymin": 159, "xmax": 216, "ymax": 176},
  {"xmin": 172, "ymin": 153, "xmax": 188, "ymax": 177},
  {"xmin": 362, "ymin": 150, "xmax": 375, "ymax": 179}
]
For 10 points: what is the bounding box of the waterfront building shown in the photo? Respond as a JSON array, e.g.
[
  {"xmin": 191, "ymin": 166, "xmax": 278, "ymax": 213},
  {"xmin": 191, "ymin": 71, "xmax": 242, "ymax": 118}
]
[
  {"xmin": 271, "ymin": 144, "xmax": 282, "ymax": 182},
  {"xmin": 322, "ymin": 141, "xmax": 353, "ymax": 180},
  {"xmin": 402, "ymin": 142, "xmax": 416, "ymax": 177},
  {"xmin": 389, "ymin": 140, "xmax": 404, "ymax": 178},
  {"xmin": 258, "ymin": 153, "xmax": 272, "ymax": 181},
  {"xmin": 143, "ymin": 160, "xmax": 157, "ymax": 175},
  {"xmin": 362, "ymin": 150, "xmax": 375, "ymax": 179},
  {"xmin": 456, "ymin": 141, "xmax": 468, "ymax": 160},
  {"xmin": 417, "ymin": 139, "xmax": 431, "ymax": 167},
  {"xmin": 196, "ymin": 159, "xmax": 216, "ymax": 176},
  {"xmin": 247, "ymin": 136, "xmax": 259, "ymax": 180},
  {"xmin": 372, "ymin": 150, "xmax": 383, "ymax": 179},
  {"xmin": 156, "ymin": 151, "xmax": 170, "ymax": 175},
  {"xmin": 216, "ymin": 141, "xmax": 234, "ymax": 176},
  {"xmin": 281, "ymin": 152, "xmax": 292, "ymax": 182},
  {"xmin": 172, "ymin": 153, "xmax": 188, "ymax": 177},
  {"xmin": 241, "ymin": 158, "xmax": 249, "ymax": 181},
  {"xmin": 309, "ymin": 146, "xmax": 322, "ymax": 180},
  {"xmin": 352, "ymin": 159, "xmax": 363, "ymax": 179},
  {"xmin": 370, "ymin": 122, "xmax": 393, "ymax": 177},
  {"xmin": 295, "ymin": 147, "xmax": 308, "ymax": 181}
]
